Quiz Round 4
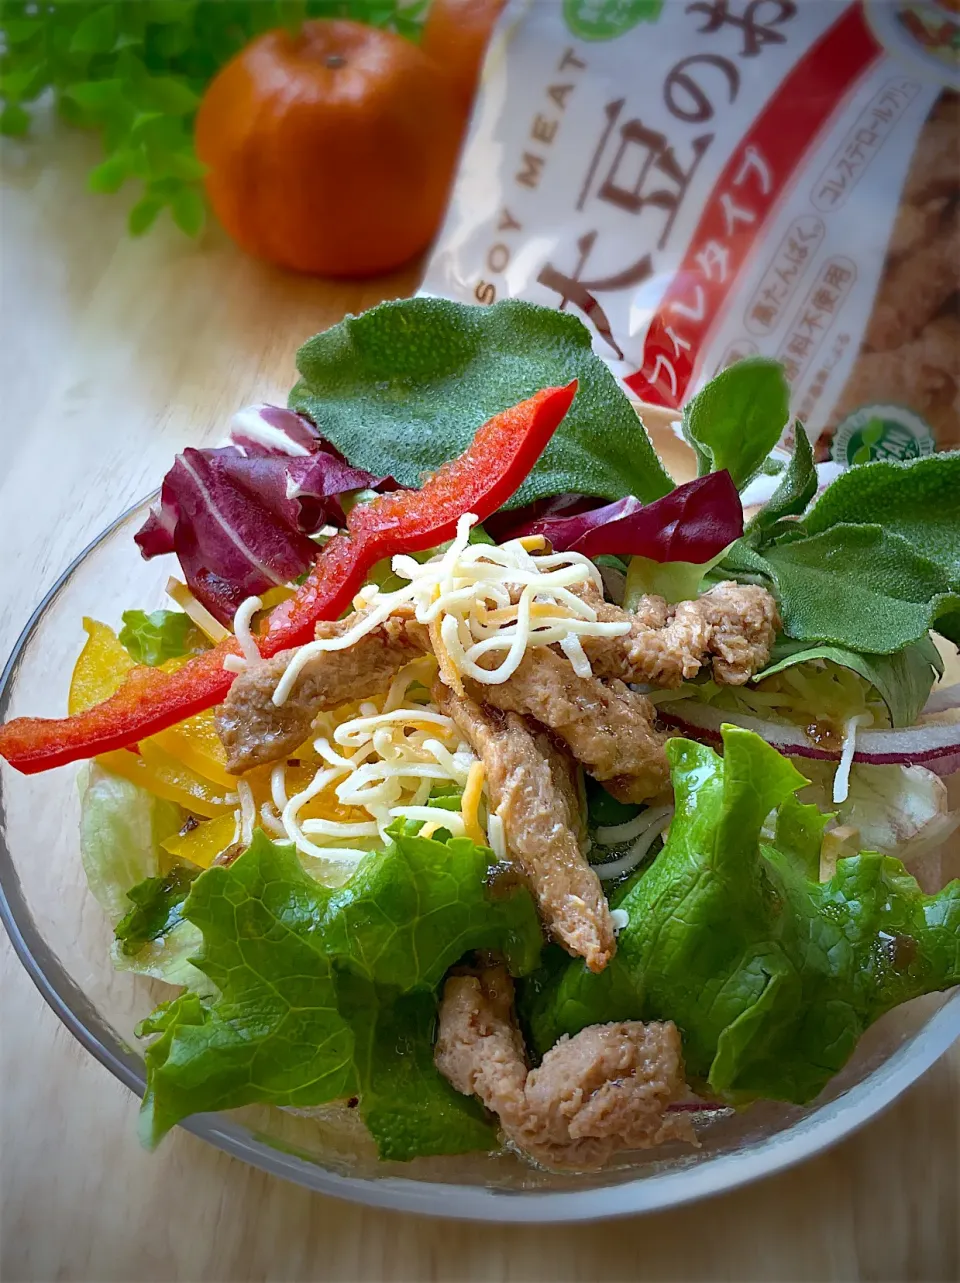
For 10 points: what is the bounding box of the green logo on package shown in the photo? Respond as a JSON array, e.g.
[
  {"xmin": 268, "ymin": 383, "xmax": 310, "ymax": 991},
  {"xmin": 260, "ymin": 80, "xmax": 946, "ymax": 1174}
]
[
  {"xmin": 832, "ymin": 405, "xmax": 936, "ymax": 466},
  {"xmin": 564, "ymin": 0, "xmax": 664, "ymax": 41}
]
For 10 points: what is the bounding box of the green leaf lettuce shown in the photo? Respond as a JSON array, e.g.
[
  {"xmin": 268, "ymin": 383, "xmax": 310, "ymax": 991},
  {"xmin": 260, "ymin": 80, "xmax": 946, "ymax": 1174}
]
[
  {"xmin": 119, "ymin": 609, "xmax": 206, "ymax": 666},
  {"xmin": 139, "ymin": 826, "xmax": 542, "ymax": 1157},
  {"xmin": 525, "ymin": 726, "xmax": 959, "ymax": 1105}
]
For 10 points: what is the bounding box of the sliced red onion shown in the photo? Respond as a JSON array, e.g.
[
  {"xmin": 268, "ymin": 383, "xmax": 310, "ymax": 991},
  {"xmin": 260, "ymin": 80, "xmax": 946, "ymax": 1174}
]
[{"xmin": 659, "ymin": 702, "xmax": 960, "ymax": 776}]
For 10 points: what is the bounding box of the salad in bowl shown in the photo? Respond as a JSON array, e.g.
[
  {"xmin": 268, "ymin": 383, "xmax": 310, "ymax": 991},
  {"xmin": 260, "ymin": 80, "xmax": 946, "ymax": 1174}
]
[{"xmin": 1, "ymin": 298, "xmax": 957, "ymax": 1173}]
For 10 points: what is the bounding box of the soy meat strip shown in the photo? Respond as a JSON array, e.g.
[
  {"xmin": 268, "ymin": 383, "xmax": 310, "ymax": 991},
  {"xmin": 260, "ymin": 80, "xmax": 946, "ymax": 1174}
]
[
  {"xmin": 579, "ymin": 581, "xmax": 781, "ymax": 688},
  {"xmin": 434, "ymin": 964, "xmax": 696, "ymax": 1170},
  {"xmin": 435, "ymin": 682, "xmax": 615, "ymax": 972},
  {"xmin": 216, "ymin": 613, "xmax": 424, "ymax": 773},
  {"xmin": 465, "ymin": 649, "xmax": 671, "ymax": 804},
  {"xmin": 215, "ymin": 581, "xmax": 778, "ymax": 779}
]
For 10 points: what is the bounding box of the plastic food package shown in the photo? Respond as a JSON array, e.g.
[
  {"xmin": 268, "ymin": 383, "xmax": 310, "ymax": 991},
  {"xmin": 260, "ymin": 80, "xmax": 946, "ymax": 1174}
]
[{"xmin": 421, "ymin": 0, "xmax": 960, "ymax": 465}]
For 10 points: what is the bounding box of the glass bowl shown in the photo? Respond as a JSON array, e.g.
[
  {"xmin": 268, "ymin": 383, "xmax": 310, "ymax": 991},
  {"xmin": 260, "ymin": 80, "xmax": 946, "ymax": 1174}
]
[{"xmin": 1, "ymin": 496, "xmax": 958, "ymax": 1223}]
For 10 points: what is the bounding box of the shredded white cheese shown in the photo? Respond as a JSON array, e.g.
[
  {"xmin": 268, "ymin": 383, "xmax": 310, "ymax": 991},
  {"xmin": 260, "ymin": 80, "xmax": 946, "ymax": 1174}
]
[
  {"xmin": 594, "ymin": 806, "xmax": 673, "ymax": 883},
  {"xmin": 832, "ymin": 714, "xmax": 873, "ymax": 805},
  {"xmin": 487, "ymin": 814, "xmax": 508, "ymax": 862},
  {"xmin": 272, "ymin": 663, "xmax": 485, "ymax": 863},
  {"xmin": 236, "ymin": 779, "xmax": 256, "ymax": 847},
  {"xmin": 271, "ymin": 513, "xmax": 630, "ymax": 707},
  {"xmin": 233, "ymin": 595, "xmax": 263, "ymax": 666}
]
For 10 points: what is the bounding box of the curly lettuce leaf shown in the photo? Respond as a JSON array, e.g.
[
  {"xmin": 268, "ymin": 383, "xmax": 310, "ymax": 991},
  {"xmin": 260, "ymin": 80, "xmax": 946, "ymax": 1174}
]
[
  {"xmin": 78, "ymin": 763, "xmax": 184, "ymax": 922},
  {"xmin": 115, "ymin": 865, "xmax": 200, "ymax": 956},
  {"xmin": 139, "ymin": 827, "xmax": 541, "ymax": 1153},
  {"xmin": 289, "ymin": 298, "xmax": 673, "ymax": 509},
  {"xmin": 118, "ymin": 610, "xmax": 207, "ymax": 666},
  {"xmin": 681, "ymin": 358, "xmax": 790, "ymax": 489},
  {"xmin": 338, "ymin": 976, "xmax": 493, "ymax": 1162},
  {"xmin": 526, "ymin": 726, "xmax": 959, "ymax": 1105}
]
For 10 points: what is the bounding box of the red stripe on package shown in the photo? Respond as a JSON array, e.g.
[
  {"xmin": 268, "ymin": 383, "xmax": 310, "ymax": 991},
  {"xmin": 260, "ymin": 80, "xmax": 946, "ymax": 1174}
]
[{"xmin": 624, "ymin": 4, "xmax": 881, "ymax": 408}]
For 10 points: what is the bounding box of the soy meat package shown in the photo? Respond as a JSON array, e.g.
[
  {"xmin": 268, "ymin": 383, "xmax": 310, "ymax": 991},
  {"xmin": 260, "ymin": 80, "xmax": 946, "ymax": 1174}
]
[{"xmin": 421, "ymin": 0, "xmax": 960, "ymax": 465}]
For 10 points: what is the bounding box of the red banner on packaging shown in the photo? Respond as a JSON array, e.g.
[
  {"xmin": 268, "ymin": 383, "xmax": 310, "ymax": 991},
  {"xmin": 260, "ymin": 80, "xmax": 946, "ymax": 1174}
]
[{"xmin": 624, "ymin": 3, "xmax": 882, "ymax": 408}]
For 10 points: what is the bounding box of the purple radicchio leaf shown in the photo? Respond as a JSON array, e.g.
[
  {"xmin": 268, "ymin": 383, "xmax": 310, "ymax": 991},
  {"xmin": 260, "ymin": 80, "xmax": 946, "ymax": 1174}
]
[
  {"xmin": 134, "ymin": 405, "xmax": 397, "ymax": 625},
  {"xmin": 496, "ymin": 473, "xmax": 744, "ymax": 564}
]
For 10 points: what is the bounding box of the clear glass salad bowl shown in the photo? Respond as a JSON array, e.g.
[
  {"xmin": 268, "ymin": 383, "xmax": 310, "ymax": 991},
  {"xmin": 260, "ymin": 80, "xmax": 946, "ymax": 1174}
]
[{"xmin": 1, "ymin": 496, "xmax": 957, "ymax": 1223}]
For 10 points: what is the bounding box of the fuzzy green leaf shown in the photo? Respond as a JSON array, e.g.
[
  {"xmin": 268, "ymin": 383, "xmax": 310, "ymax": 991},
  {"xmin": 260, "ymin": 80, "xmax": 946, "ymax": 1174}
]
[
  {"xmin": 289, "ymin": 298, "xmax": 674, "ymax": 509},
  {"xmin": 746, "ymin": 427, "xmax": 816, "ymax": 537},
  {"xmin": 760, "ymin": 525, "xmax": 960, "ymax": 653},
  {"xmin": 681, "ymin": 359, "xmax": 790, "ymax": 489},
  {"xmin": 804, "ymin": 453, "xmax": 960, "ymax": 582}
]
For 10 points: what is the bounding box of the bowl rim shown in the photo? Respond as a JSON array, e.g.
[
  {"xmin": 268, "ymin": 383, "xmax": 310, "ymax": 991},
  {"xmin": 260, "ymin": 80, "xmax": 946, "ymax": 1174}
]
[{"xmin": 1, "ymin": 494, "xmax": 958, "ymax": 1224}]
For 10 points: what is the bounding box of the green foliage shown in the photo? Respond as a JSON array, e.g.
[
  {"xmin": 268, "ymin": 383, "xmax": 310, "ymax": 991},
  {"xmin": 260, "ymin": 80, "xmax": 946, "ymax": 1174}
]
[
  {"xmin": 804, "ymin": 452, "xmax": 960, "ymax": 582},
  {"xmin": 681, "ymin": 358, "xmax": 790, "ymax": 489},
  {"xmin": 119, "ymin": 609, "xmax": 207, "ymax": 665},
  {"xmin": 525, "ymin": 727, "xmax": 960, "ymax": 1104},
  {"xmin": 755, "ymin": 636, "xmax": 943, "ymax": 729},
  {"xmin": 289, "ymin": 298, "xmax": 675, "ymax": 508},
  {"xmin": 717, "ymin": 415, "xmax": 960, "ymax": 653},
  {"xmin": 138, "ymin": 826, "xmax": 542, "ymax": 1155},
  {"xmin": 115, "ymin": 864, "xmax": 200, "ymax": 955},
  {"xmin": 0, "ymin": 1, "xmax": 428, "ymax": 235}
]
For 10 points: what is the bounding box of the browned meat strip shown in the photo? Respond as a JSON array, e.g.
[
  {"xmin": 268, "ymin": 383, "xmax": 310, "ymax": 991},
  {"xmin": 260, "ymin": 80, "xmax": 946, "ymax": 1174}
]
[
  {"xmin": 435, "ymin": 682, "xmax": 615, "ymax": 971},
  {"xmin": 216, "ymin": 615, "xmax": 426, "ymax": 773},
  {"xmin": 693, "ymin": 581, "xmax": 783, "ymax": 685},
  {"xmin": 579, "ymin": 581, "xmax": 780, "ymax": 688},
  {"xmin": 434, "ymin": 965, "xmax": 696, "ymax": 1170},
  {"xmin": 465, "ymin": 650, "xmax": 670, "ymax": 804}
]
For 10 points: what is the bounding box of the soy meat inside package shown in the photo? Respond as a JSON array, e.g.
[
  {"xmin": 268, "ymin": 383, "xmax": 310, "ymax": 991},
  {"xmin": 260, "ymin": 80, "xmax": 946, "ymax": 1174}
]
[{"xmin": 421, "ymin": 0, "xmax": 960, "ymax": 466}]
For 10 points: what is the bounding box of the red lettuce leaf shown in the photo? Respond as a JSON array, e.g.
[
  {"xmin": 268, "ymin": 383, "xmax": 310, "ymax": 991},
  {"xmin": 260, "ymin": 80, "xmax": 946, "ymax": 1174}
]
[
  {"xmin": 484, "ymin": 493, "xmax": 608, "ymax": 543},
  {"xmin": 134, "ymin": 405, "xmax": 396, "ymax": 625},
  {"xmin": 498, "ymin": 473, "xmax": 743, "ymax": 563}
]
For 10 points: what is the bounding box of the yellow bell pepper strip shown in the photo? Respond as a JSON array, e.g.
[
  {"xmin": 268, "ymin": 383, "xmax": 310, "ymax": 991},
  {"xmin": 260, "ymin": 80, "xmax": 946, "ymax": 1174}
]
[
  {"xmin": 0, "ymin": 383, "xmax": 578, "ymax": 774},
  {"xmin": 162, "ymin": 812, "xmax": 240, "ymax": 870},
  {"xmin": 68, "ymin": 619, "xmax": 137, "ymax": 716},
  {"xmin": 97, "ymin": 747, "xmax": 235, "ymax": 817},
  {"xmin": 149, "ymin": 709, "xmax": 235, "ymax": 790},
  {"xmin": 70, "ymin": 619, "xmax": 237, "ymax": 805}
]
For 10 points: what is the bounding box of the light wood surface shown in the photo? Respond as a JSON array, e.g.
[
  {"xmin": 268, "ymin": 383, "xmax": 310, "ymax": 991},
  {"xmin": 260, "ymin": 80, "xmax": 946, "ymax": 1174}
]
[{"xmin": 1, "ymin": 111, "xmax": 958, "ymax": 1283}]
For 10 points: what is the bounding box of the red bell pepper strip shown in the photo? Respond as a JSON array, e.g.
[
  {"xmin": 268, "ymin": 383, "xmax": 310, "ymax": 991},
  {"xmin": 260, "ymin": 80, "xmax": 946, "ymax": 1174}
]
[
  {"xmin": 267, "ymin": 381, "xmax": 577, "ymax": 645},
  {"xmin": 0, "ymin": 382, "xmax": 577, "ymax": 775}
]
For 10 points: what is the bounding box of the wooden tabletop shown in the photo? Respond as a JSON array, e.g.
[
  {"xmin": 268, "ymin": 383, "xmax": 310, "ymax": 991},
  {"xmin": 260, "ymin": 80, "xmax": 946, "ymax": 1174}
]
[{"xmin": 1, "ymin": 112, "xmax": 958, "ymax": 1283}]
